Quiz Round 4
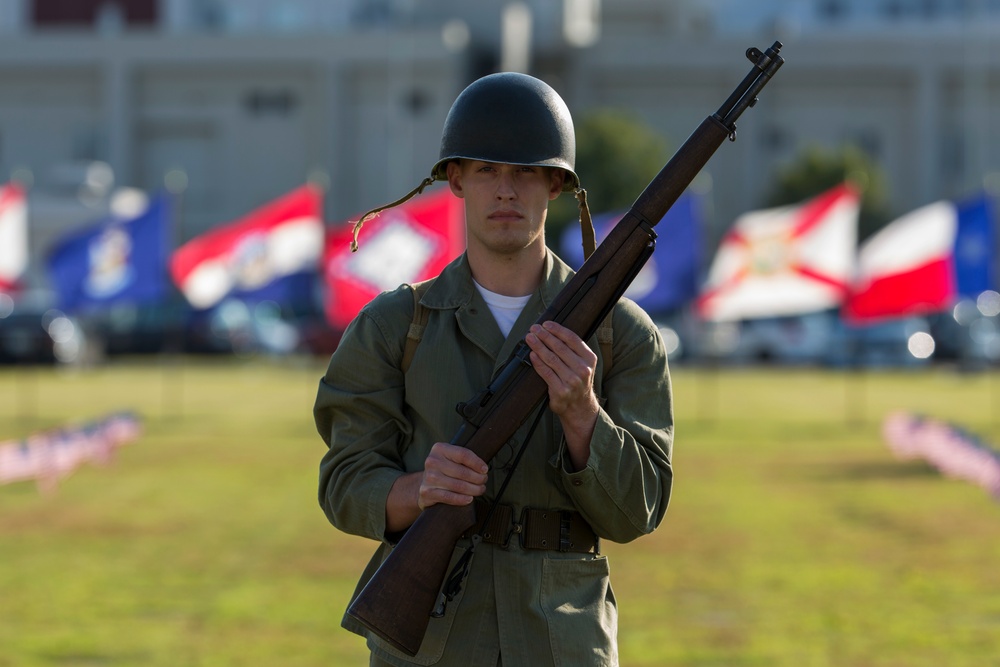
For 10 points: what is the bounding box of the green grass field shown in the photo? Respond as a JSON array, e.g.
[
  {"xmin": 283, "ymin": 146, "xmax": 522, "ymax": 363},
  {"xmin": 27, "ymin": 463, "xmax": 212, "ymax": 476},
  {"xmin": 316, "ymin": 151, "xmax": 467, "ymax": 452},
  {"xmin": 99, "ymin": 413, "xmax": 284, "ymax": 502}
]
[{"xmin": 2, "ymin": 359, "xmax": 1000, "ymax": 666}]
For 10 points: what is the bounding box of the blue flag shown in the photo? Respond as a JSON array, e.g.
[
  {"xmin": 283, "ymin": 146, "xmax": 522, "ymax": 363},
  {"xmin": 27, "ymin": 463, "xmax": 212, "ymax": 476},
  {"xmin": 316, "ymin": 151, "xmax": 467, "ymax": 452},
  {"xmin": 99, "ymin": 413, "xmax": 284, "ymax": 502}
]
[
  {"xmin": 559, "ymin": 190, "xmax": 703, "ymax": 315},
  {"xmin": 954, "ymin": 192, "xmax": 996, "ymax": 298},
  {"xmin": 47, "ymin": 194, "xmax": 171, "ymax": 312}
]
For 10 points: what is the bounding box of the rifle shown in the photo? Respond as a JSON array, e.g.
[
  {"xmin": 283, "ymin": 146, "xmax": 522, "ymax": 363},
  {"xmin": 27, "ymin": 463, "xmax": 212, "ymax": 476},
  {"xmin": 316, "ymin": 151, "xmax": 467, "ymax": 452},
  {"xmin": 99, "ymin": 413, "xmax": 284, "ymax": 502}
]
[{"xmin": 347, "ymin": 41, "xmax": 785, "ymax": 656}]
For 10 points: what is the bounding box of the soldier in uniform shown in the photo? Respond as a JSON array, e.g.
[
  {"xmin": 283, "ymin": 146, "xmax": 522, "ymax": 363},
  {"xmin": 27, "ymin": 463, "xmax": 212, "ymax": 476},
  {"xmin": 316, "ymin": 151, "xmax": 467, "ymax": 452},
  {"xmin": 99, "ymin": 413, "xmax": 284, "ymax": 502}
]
[{"xmin": 314, "ymin": 71, "xmax": 674, "ymax": 667}]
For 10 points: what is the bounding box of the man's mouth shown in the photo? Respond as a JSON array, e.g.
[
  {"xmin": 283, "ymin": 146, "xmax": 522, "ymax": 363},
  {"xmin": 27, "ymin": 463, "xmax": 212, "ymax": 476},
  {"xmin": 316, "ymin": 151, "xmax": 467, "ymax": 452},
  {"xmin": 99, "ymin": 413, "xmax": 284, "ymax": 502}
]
[{"xmin": 489, "ymin": 209, "xmax": 522, "ymax": 221}]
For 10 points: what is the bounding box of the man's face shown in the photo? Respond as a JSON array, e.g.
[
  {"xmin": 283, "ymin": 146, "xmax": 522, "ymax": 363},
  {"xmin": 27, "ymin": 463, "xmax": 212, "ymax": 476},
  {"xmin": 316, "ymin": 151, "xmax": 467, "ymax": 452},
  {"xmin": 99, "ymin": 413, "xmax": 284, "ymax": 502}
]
[{"xmin": 446, "ymin": 160, "xmax": 565, "ymax": 258}]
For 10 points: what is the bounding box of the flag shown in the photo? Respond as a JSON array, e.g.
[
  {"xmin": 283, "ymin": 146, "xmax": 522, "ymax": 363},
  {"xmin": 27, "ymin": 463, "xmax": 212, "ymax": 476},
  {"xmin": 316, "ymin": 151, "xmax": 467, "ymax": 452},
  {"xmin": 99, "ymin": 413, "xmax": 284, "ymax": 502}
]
[
  {"xmin": 883, "ymin": 412, "xmax": 1000, "ymax": 501},
  {"xmin": 322, "ymin": 186, "xmax": 465, "ymax": 329},
  {"xmin": 953, "ymin": 192, "xmax": 996, "ymax": 299},
  {"xmin": 560, "ymin": 190, "xmax": 703, "ymax": 315},
  {"xmin": 697, "ymin": 183, "xmax": 860, "ymax": 322},
  {"xmin": 0, "ymin": 182, "xmax": 28, "ymax": 293},
  {"xmin": 170, "ymin": 184, "xmax": 323, "ymax": 310},
  {"xmin": 46, "ymin": 193, "xmax": 171, "ymax": 311},
  {"xmin": 843, "ymin": 200, "xmax": 958, "ymax": 323}
]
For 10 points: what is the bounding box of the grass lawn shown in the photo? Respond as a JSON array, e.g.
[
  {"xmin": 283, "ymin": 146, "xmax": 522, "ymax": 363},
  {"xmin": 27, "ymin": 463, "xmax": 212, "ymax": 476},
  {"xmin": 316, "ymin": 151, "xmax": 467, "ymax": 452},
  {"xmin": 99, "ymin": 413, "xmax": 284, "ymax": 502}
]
[{"xmin": 2, "ymin": 358, "xmax": 999, "ymax": 666}]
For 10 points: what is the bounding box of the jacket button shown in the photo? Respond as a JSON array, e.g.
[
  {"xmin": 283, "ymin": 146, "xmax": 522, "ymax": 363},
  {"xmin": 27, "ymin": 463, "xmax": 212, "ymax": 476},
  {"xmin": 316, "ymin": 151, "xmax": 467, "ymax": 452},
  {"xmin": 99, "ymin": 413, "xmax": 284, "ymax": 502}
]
[{"xmin": 571, "ymin": 479, "xmax": 583, "ymax": 487}]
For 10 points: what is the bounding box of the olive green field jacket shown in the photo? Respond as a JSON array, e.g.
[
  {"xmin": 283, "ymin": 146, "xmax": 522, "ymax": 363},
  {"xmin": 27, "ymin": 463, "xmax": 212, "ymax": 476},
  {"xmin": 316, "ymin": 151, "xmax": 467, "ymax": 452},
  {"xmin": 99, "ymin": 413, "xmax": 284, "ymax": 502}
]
[{"xmin": 314, "ymin": 250, "xmax": 674, "ymax": 667}]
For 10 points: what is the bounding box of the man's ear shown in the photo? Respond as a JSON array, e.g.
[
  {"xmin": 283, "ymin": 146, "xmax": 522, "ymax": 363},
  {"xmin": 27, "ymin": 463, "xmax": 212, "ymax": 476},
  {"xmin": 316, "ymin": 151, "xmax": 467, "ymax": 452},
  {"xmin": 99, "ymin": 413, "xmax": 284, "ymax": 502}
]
[
  {"xmin": 446, "ymin": 160, "xmax": 465, "ymax": 198},
  {"xmin": 549, "ymin": 168, "xmax": 566, "ymax": 199}
]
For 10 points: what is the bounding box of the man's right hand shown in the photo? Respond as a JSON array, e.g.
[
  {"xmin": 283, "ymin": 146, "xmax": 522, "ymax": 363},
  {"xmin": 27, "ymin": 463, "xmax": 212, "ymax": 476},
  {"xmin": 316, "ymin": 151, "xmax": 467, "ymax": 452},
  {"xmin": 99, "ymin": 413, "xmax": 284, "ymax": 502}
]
[
  {"xmin": 418, "ymin": 442, "xmax": 489, "ymax": 510},
  {"xmin": 385, "ymin": 443, "xmax": 488, "ymax": 533}
]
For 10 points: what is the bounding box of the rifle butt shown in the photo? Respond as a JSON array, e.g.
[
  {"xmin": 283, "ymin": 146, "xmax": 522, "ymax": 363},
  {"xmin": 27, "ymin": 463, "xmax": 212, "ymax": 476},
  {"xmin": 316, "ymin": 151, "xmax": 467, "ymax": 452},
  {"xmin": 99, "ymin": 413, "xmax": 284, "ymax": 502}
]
[{"xmin": 347, "ymin": 502, "xmax": 477, "ymax": 656}]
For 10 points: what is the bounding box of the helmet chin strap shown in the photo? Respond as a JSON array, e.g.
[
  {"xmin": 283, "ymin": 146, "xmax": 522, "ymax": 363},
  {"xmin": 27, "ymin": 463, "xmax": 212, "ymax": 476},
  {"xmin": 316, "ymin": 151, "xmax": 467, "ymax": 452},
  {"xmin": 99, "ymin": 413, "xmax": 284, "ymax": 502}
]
[
  {"xmin": 350, "ymin": 177, "xmax": 435, "ymax": 252},
  {"xmin": 575, "ymin": 187, "xmax": 596, "ymax": 260},
  {"xmin": 348, "ymin": 176, "xmax": 597, "ymax": 263}
]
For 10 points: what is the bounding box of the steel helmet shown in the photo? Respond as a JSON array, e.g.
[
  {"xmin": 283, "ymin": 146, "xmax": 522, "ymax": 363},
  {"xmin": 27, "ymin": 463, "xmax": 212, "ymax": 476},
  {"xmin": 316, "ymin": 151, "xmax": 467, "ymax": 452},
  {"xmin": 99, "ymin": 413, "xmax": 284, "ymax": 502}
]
[
  {"xmin": 430, "ymin": 72, "xmax": 580, "ymax": 192},
  {"xmin": 349, "ymin": 72, "xmax": 593, "ymax": 253}
]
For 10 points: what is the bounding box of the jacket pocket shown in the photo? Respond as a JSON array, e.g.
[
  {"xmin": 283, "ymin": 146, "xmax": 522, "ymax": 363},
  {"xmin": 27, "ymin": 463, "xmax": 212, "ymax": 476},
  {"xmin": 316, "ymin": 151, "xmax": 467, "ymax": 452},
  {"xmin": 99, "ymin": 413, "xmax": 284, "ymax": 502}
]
[{"xmin": 540, "ymin": 555, "xmax": 619, "ymax": 667}]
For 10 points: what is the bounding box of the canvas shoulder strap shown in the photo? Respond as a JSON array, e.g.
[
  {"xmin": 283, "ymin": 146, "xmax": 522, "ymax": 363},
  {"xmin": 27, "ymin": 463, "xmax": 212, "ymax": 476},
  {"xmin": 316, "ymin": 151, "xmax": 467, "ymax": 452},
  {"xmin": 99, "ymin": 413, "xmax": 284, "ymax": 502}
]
[
  {"xmin": 401, "ymin": 278, "xmax": 435, "ymax": 373},
  {"xmin": 596, "ymin": 316, "xmax": 614, "ymax": 377},
  {"xmin": 400, "ymin": 276, "xmax": 614, "ymax": 377}
]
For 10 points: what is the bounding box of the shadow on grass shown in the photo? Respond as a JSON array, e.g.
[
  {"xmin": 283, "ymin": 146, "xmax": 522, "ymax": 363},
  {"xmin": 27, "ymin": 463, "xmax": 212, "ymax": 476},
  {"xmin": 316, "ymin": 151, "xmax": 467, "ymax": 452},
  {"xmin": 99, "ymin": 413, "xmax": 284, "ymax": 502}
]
[{"xmin": 800, "ymin": 459, "xmax": 940, "ymax": 482}]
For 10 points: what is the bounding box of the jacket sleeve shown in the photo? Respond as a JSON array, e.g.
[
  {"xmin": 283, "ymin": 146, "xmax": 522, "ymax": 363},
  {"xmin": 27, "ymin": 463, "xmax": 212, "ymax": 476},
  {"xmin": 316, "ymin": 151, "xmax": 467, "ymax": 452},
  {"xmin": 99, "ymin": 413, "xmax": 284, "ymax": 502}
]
[
  {"xmin": 313, "ymin": 288, "xmax": 413, "ymax": 543},
  {"xmin": 553, "ymin": 299, "xmax": 674, "ymax": 543}
]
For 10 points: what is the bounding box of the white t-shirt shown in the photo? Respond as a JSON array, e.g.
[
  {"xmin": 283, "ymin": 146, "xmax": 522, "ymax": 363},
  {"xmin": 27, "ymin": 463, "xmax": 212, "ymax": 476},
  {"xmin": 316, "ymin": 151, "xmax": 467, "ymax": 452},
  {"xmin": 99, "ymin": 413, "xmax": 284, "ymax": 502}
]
[{"xmin": 473, "ymin": 280, "xmax": 531, "ymax": 338}]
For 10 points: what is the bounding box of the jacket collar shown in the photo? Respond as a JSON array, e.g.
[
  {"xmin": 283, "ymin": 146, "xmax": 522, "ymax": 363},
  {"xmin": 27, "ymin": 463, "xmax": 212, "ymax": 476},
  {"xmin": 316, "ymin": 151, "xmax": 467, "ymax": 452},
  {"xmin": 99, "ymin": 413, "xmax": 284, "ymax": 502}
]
[
  {"xmin": 420, "ymin": 249, "xmax": 576, "ymax": 367},
  {"xmin": 421, "ymin": 249, "xmax": 575, "ymax": 313}
]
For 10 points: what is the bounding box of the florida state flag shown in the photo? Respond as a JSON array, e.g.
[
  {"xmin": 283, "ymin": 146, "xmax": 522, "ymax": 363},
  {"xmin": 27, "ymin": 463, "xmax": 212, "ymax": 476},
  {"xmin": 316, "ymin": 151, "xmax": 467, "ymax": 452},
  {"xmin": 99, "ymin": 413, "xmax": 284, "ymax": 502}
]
[
  {"xmin": 323, "ymin": 187, "xmax": 465, "ymax": 329},
  {"xmin": 697, "ymin": 184, "xmax": 860, "ymax": 321}
]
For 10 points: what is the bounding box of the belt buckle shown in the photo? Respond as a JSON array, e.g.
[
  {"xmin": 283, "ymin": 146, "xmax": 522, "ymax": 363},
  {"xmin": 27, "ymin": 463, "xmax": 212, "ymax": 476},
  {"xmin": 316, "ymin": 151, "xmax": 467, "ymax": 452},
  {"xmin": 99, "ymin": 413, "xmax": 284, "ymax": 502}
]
[
  {"xmin": 558, "ymin": 510, "xmax": 573, "ymax": 552},
  {"xmin": 502, "ymin": 508, "xmax": 525, "ymax": 549}
]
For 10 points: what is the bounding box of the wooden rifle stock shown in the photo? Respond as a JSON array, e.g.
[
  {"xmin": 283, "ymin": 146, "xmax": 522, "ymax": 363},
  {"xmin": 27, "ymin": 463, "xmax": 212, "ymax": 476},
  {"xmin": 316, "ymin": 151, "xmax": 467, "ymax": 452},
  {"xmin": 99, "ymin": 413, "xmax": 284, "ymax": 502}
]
[{"xmin": 348, "ymin": 41, "xmax": 785, "ymax": 656}]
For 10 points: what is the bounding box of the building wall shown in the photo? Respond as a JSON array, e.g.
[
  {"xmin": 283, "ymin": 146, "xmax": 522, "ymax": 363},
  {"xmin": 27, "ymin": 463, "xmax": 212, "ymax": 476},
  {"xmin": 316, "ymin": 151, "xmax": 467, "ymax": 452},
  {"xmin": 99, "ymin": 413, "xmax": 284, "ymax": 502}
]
[
  {"xmin": 0, "ymin": 1, "xmax": 998, "ymax": 275},
  {"xmin": 568, "ymin": 29, "xmax": 1000, "ymax": 240},
  {"xmin": 0, "ymin": 30, "xmax": 461, "ymax": 280}
]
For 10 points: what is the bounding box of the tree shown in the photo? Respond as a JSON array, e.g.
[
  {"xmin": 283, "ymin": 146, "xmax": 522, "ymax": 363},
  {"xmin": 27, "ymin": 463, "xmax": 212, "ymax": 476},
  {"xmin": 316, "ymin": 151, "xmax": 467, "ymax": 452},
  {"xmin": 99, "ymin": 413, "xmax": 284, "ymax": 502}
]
[
  {"xmin": 764, "ymin": 144, "xmax": 892, "ymax": 241},
  {"xmin": 548, "ymin": 110, "xmax": 670, "ymax": 241}
]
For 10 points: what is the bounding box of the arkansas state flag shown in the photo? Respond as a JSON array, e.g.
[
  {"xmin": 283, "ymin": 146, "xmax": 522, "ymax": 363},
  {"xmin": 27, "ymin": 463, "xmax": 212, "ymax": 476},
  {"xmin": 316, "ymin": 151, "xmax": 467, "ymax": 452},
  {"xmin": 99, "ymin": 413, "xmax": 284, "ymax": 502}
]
[
  {"xmin": 560, "ymin": 190, "xmax": 703, "ymax": 314},
  {"xmin": 843, "ymin": 201, "xmax": 958, "ymax": 323},
  {"xmin": 323, "ymin": 186, "xmax": 465, "ymax": 329},
  {"xmin": 46, "ymin": 193, "xmax": 171, "ymax": 311},
  {"xmin": 170, "ymin": 184, "xmax": 323, "ymax": 310},
  {"xmin": 0, "ymin": 182, "xmax": 28, "ymax": 293},
  {"xmin": 697, "ymin": 184, "xmax": 860, "ymax": 321}
]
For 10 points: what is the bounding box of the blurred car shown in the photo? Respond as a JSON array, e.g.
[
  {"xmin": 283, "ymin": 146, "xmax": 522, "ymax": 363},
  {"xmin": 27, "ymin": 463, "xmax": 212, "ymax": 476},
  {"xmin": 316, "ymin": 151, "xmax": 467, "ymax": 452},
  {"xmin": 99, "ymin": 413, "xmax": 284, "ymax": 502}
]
[
  {"xmin": 825, "ymin": 316, "xmax": 935, "ymax": 368},
  {"xmin": 91, "ymin": 299, "xmax": 192, "ymax": 356},
  {"xmin": 928, "ymin": 294, "xmax": 1000, "ymax": 370},
  {"xmin": 692, "ymin": 311, "xmax": 838, "ymax": 366},
  {"xmin": 0, "ymin": 291, "xmax": 92, "ymax": 366},
  {"xmin": 730, "ymin": 311, "xmax": 838, "ymax": 365}
]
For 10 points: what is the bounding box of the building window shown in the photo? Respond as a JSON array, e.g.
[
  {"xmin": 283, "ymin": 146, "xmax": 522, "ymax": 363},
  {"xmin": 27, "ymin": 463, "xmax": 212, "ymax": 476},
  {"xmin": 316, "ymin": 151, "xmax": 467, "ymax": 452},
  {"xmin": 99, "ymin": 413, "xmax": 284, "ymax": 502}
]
[
  {"xmin": 818, "ymin": 0, "xmax": 849, "ymax": 20},
  {"xmin": 32, "ymin": 0, "xmax": 157, "ymax": 28},
  {"xmin": 243, "ymin": 90, "xmax": 299, "ymax": 117}
]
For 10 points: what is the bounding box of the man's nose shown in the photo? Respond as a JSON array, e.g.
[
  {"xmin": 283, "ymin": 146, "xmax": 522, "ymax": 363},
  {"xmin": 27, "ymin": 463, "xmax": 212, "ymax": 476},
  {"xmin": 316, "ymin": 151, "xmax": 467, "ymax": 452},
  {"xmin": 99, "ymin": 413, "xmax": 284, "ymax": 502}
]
[{"xmin": 495, "ymin": 169, "xmax": 517, "ymax": 198}]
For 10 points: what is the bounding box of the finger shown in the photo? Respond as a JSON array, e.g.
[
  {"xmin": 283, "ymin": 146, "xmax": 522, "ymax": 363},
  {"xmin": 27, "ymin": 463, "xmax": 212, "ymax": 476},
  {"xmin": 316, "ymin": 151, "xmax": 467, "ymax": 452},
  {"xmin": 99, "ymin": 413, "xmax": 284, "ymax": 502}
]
[
  {"xmin": 531, "ymin": 323, "xmax": 596, "ymax": 367},
  {"xmin": 418, "ymin": 486, "xmax": 480, "ymax": 509},
  {"xmin": 436, "ymin": 442, "xmax": 489, "ymax": 475},
  {"xmin": 540, "ymin": 321, "xmax": 593, "ymax": 356},
  {"xmin": 422, "ymin": 463, "xmax": 488, "ymax": 493},
  {"xmin": 528, "ymin": 327, "xmax": 593, "ymax": 388}
]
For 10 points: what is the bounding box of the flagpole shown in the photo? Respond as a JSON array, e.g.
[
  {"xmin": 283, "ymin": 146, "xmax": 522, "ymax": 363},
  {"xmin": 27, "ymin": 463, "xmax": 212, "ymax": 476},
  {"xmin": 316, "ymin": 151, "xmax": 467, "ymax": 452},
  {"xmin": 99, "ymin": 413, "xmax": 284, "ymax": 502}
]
[
  {"xmin": 846, "ymin": 329, "xmax": 865, "ymax": 427},
  {"xmin": 163, "ymin": 169, "xmax": 188, "ymax": 420},
  {"xmin": 305, "ymin": 168, "xmax": 330, "ymax": 392}
]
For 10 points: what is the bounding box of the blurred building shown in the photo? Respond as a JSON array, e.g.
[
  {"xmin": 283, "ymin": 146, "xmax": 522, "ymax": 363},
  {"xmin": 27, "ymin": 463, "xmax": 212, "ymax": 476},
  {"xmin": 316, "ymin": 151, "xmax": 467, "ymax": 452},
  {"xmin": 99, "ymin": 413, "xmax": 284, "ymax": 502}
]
[{"xmin": 0, "ymin": 0, "xmax": 998, "ymax": 287}]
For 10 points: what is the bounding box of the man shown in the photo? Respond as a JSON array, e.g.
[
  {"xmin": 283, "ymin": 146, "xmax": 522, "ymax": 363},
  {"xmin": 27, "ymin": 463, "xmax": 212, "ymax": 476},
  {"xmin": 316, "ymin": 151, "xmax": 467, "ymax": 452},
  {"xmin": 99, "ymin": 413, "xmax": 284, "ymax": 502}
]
[{"xmin": 314, "ymin": 72, "xmax": 674, "ymax": 666}]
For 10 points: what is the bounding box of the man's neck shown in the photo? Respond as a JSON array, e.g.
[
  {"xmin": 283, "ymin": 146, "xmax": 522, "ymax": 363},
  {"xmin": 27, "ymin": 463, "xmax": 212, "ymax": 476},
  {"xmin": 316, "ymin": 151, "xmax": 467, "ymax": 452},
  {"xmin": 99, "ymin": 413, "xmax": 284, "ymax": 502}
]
[{"xmin": 467, "ymin": 243, "xmax": 546, "ymax": 297}]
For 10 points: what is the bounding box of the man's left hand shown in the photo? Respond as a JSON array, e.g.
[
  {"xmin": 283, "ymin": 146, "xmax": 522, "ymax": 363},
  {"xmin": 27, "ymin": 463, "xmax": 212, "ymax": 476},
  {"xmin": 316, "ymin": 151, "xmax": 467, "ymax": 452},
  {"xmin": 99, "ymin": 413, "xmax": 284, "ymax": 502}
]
[{"xmin": 525, "ymin": 321, "xmax": 600, "ymax": 470}]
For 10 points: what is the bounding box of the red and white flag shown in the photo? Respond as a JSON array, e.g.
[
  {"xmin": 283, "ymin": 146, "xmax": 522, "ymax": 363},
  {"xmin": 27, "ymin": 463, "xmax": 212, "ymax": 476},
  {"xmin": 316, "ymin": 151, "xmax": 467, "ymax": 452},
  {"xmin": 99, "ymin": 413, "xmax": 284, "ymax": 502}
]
[
  {"xmin": 697, "ymin": 184, "xmax": 859, "ymax": 321},
  {"xmin": 0, "ymin": 182, "xmax": 28, "ymax": 293},
  {"xmin": 323, "ymin": 186, "xmax": 465, "ymax": 330},
  {"xmin": 170, "ymin": 184, "xmax": 324, "ymax": 309},
  {"xmin": 842, "ymin": 200, "xmax": 957, "ymax": 323}
]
